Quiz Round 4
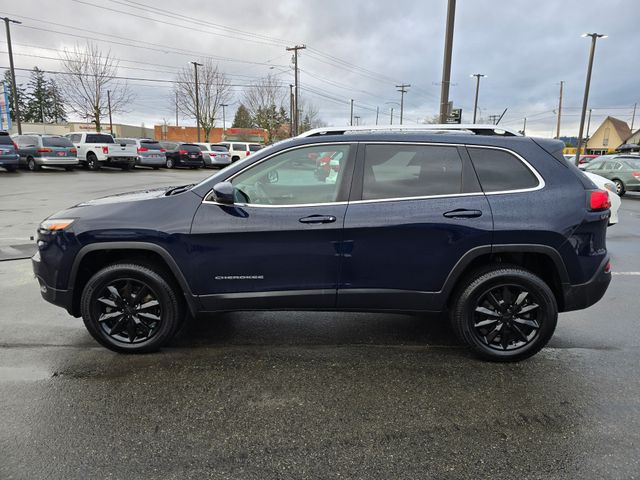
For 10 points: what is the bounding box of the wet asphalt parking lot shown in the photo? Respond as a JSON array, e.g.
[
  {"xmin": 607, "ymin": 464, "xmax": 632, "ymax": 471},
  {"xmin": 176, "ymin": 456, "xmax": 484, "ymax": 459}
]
[{"xmin": 1, "ymin": 166, "xmax": 639, "ymax": 479}]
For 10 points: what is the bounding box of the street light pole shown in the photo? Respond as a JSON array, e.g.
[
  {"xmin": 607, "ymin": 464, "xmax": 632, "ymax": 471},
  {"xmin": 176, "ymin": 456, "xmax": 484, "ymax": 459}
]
[
  {"xmin": 3, "ymin": 17, "xmax": 22, "ymax": 134},
  {"xmin": 107, "ymin": 90, "xmax": 113, "ymax": 136},
  {"xmin": 439, "ymin": 0, "xmax": 456, "ymax": 123},
  {"xmin": 470, "ymin": 73, "xmax": 485, "ymax": 123},
  {"xmin": 220, "ymin": 103, "xmax": 228, "ymax": 138},
  {"xmin": 286, "ymin": 45, "xmax": 306, "ymax": 135},
  {"xmin": 575, "ymin": 33, "xmax": 606, "ymax": 166},
  {"xmin": 390, "ymin": 108, "xmax": 394, "ymax": 125},
  {"xmin": 191, "ymin": 61, "xmax": 203, "ymax": 142},
  {"xmin": 350, "ymin": 99, "xmax": 354, "ymax": 126}
]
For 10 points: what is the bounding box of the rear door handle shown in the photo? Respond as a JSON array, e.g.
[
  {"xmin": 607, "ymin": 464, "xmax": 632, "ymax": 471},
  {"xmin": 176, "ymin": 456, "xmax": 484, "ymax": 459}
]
[
  {"xmin": 299, "ymin": 215, "xmax": 337, "ymax": 224},
  {"xmin": 443, "ymin": 209, "xmax": 483, "ymax": 219}
]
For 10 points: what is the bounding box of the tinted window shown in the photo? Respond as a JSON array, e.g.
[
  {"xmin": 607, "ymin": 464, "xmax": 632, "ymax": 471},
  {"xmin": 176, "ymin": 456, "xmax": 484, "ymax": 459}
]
[
  {"xmin": 232, "ymin": 143, "xmax": 246, "ymax": 151},
  {"xmin": 140, "ymin": 140, "xmax": 161, "ymax": 150},
  {"xmin": 180, "ymin": 144, "xmax": 201, "ymax": 152},
  {"xmin": 160, "ymin": 142, "xmax": 177, "ymax": 150},
  {"xmin": 86, "ymin": 134, "xmax": 115, "ymax": 144},
  {"xmin": 0, "ymin": 134, "xmax": 13, "ymax": 145},
  {"xmin": 362, "ymin": 144, "xmax": 463, "ymax": 200},
  {"xmin": 210, "ymin": 145, "xmax": 228, "ymax": 152},
  {"xmin": 231, "ymin": 144, "xmax": 350, "ymax": 205},
  {"xmin": 69, "ymin": 134, "xmax": 81, "ymax": 143},
  {"xmin": 624, "ymin": 159, "xmax": 640, "ymax": 170},
  {"xmin": 600, "ymin": 161, "xmax": 613, "ymax": 170},
  {"xmin": 585, "ymin": 161, "xmax": 603, "ymax": 171},
  {"xmin": 42, "ymin": 137, "xmax": 74, "ymax": 147},
  {"xmin": 116, "ymin": 138, "xmax": 136, "ymax": 145},
  {"xmin": 249, "ymin": 144, "xmax": 262, "ymax": 152},
  {"xmin": 468, "ymin": 148, "xmax": 539, "ymax": 192},
  {"xmin": 197, "ymin": 145, "xmax": 208, "ymax": 151}
]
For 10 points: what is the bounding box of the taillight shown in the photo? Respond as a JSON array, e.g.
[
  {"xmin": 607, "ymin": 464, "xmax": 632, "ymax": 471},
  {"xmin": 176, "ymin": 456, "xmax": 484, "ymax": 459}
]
[
  {"xmin": 179, "ymin": 149, "xmax": 188, "ymax": 155},
  {"xmin": 36, "ymin": 148, "xmax": 52, "ymax": 153},
  {"xmin": 246, "ymin": 150, "xmax": 251, "ymax": 156},
  {"xmin": 137, "ymin": 147, "xmax": 148, "ymax": 153},
  {"xmin": 12, "ymin": 141, "xmax": 18, "ymax": 150},
  {"xmin": 632, "ymin": 171, "xmax": 640, "ymax": 179},
  {"xmin": 160, "ymin": 148, "xmax": 166, "ymax": 153},
  {"xmin": 102, "ymin": 146, "xmax": 109, "ymax": 154},
  {"xmin": 604, "ymin": 261, "xmax": 611, "ymax": 274},
  {"xmin": 589, "ymin": 190, "xmax": 611, "ymax": 211},
  {"xmin": 70, "ymin": 148, "xmax": 77, "ymax": 154}
]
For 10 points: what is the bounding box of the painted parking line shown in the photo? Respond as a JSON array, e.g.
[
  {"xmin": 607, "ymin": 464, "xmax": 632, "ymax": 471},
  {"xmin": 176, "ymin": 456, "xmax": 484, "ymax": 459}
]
[{"xmin": 612, "ymin": 272, "xmax": 640, "ymax": 276}]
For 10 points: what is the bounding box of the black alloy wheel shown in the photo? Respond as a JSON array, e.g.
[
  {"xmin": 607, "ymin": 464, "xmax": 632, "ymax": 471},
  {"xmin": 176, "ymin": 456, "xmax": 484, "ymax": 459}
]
[
  {"xmin": 451, "ymin": 266, "xmax": 557, "ymax": 362},
  {"xmin": 81, "ymin": 263, "xmax": 182, "ymax": 353}
]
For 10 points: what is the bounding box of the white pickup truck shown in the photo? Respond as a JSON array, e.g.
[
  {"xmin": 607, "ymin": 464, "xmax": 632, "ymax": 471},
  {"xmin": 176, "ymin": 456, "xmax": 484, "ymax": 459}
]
[{"xmin": 65, "ymin": 132, "xmax": 138, "ymax": 170}]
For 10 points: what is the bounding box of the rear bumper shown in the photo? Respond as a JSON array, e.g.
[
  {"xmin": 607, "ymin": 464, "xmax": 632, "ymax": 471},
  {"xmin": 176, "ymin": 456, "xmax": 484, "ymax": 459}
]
[
  {"xmin": 105, "ymin": 157, "xmax": 136, "ymax": 164},
  {"xmin": 38, "ymin": 156, "xmax": 79, "ymax": 166},
  {"xmin": 137, "ymin": 155, "xmax": 166, "ymax": 166},
  {"xmin": 561, "ymin": 257, "xmax": 611, "ymax": 312},
  {"xmin": 0, "ymin": 155, "xmax": 19, "ymax": 167}
]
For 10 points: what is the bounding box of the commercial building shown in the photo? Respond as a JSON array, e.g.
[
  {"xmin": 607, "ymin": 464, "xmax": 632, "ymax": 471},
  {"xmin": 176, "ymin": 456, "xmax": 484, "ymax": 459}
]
[
  {"xmin": 154, "ymin": 125, "xmax": 268, "ymax": 144},
  {"xmin": 6, "ymin": 122, "xmax": 156, "ymax": 139}
]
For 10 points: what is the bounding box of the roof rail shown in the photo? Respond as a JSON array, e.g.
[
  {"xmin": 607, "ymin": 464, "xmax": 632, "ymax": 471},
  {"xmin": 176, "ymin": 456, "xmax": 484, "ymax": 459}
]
[{"xmin": 298, "ymin": 124, "xmax": 522, "ymax": 138}]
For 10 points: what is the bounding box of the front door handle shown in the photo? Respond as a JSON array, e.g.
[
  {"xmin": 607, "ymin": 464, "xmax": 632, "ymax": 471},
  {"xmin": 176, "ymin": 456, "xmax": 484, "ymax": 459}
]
[
  {"xmin": 299, "ymin": 215, "xmax": 337, "ymax": 224},
  {"xmin": 443, "ymin": 209, "xmax": 483, "ymax": 219}
]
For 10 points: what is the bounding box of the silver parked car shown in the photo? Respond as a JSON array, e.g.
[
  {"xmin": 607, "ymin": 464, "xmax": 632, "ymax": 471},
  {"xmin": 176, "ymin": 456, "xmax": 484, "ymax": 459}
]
[
  {"xmin": 195, "ymin": 143, "xmax": 232, "ymax": 168},
  {"xmin": 116, "ymin": 138, "xmax": 166, "ymax": 169},
  {"xmin": 13, "ymin": 134, "xmax": 79, "ymax": 171}
]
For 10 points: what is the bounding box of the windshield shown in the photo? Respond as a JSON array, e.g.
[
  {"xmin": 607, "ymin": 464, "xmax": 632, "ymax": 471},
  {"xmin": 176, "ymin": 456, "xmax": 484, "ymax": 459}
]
[{"xmin": 140, "ymin": 140, "xmax": 162, "ymax": 149}]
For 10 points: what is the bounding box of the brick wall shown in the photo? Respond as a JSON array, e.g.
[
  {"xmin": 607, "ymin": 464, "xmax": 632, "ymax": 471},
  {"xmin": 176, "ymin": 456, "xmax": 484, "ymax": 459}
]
[{"xmin": 154, "ymin": 126, "xmax": 268, "ymax": 143}]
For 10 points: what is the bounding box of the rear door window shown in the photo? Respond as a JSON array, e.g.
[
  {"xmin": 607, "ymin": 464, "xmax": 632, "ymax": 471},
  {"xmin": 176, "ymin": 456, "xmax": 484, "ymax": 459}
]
[
  {"xmin": 467, "ymin": 147, "xmax": 539, "ymax": 192},
  {"xmin": 362, "ymin": 144, "xmax": 463, "ymax": 200}
]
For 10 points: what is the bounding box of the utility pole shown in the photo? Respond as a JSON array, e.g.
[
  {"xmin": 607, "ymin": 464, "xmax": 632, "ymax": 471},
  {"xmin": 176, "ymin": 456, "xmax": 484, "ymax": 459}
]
[
  {"xmin": 350, "ymin": 99, "xmax": 354, "ymax": 126},
  {"xmin": 107, "ymin": 90, "xmax": 113, "ymax": 136},
  {"xmin": 3, "ymin": 17, "xmax": 22, "ymax": 134},
  {"xmin": 575, "ymin": 33, "xmax": 606, "ymax": 166},
  {"xmin": 522, "ymin": 117, "xmax": 527, "ymax": 135},
  {"xmin": 586, "ymin": 108, "xmax": 593, "ymax": 140},
  {"xmin": 396, "ymin": 84, "xmax": 410, "ymax": 125},
  {"xmin": 439, "ymin": 0, "xmax": 456, "ymax": 123},
  {"xmin": 631, "ymin": 103, "xmax": 637, "ymax": 132},
  {"xmin": 286, "ymin": 45, "xmax": 306, "ymax": 136},
  {"xmin": 375, "ymin": 106, "xmax": 379, "ymax": 125},
  {"xmin": 390, "ymin": 108, "xmax": 394, "ymax": 125},
  {"xmin": 289, "ymin": 84, "xmax": 294, "ymax": 136},
  {"xmin": 471, "ymin": 73, "xmax": 485, "ymax": 123},
  {"xmin": 555, "ymin": 80, "xmax": 564, "ymax": 138},
  {"xmin": 220, "ymin": 103, "xmax": 228, "ymax": 138},
  {"xmin": 354, "ymin": 115, "xmax": 361, "ymax": 126},
  {"xmin": 175, "ymin": 91, "xmax": 179, "ymax": 126},
  {"xmin": 191, "ymin": 61, "xmax": 203, "ymax": 142},
  {"xmin": 488, "ymin": 114, "xmax": 500, "ymax": 125}
]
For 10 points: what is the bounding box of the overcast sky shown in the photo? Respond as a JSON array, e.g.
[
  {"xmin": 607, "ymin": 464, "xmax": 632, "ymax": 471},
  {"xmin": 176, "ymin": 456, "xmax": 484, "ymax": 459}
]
[{"xmin": 1, "ymin": 0, "xmax": 637, "ymax": 137}]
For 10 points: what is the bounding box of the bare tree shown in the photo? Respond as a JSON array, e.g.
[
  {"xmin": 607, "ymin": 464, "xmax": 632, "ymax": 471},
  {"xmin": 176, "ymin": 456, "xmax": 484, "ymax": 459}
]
[
  {"xmin": 298, "ymin": 100, "xmax": 325, "ymax": 132},
  {"xmin": 242, "ymin": 74, "xmax": 287, "ymax": 119},
  {"xmin": 59, "ymin": 42, "xmax": 133, "ymax": 131},
  {"xmin": 175, "ymin": 59, "xmax": 232, "ymax": 141}
]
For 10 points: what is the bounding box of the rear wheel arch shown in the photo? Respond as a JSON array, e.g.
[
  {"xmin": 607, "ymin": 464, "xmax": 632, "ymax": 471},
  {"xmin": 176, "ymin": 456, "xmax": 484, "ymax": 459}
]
[
  {"xmin": 443, "ymin": 246, "xmax": 568, "ymax": 311},
  {"xmin": 70, "ymin": 243, "xmax": 197, "ymax": 317}
]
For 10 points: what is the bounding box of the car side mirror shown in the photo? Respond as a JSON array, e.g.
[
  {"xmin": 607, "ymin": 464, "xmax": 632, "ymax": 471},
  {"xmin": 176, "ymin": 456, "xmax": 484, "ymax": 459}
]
[{"xmin": 212, "ymin": 181, "xmax": 235, "ymax": 205}]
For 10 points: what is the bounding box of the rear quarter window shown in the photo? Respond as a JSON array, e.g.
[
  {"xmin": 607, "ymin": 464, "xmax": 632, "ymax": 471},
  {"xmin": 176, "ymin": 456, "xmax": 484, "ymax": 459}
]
[
  {"xmin": 249, "ymin": 144, "xmax": 262, "ymax": 152},
  {"xmin": 468, "ymin": 147, "xmax": 539, "ymax": 192}
]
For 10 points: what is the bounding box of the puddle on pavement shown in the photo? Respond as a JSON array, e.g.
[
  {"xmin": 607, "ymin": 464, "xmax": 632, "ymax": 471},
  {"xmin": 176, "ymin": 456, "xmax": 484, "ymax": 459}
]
[{"xmin": 0, "ymin": 366, "xmax": 51, "ymax": 382}]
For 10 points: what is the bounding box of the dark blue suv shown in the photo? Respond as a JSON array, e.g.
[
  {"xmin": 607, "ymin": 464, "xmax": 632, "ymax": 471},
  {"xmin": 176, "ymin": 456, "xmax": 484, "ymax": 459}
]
[{"xmin": 32, "ymin": 126, "xmax": 612, "ymax": 361}]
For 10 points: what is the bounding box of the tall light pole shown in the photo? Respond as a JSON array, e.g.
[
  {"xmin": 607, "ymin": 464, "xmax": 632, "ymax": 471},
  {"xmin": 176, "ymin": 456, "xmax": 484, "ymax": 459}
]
[
  {"xmin": 555, "ymin": 80, "xmax": 564, "ymax": 138},
  {"xmin": 350, "ymin": 99, "xmax": 354, "ymax": 126},
  {"xmin": 107, "ymin": 90, "xmax": 113, "ymax": 136},
  {"xmin": 220, "ymin": 103, "xmax": 228, "ymax": 138},
  {"xmin": 191, "ymin": 61, "xmax": 203, "ymax": 142},
  {"xmin": 286, "ymin": 45, "xmax": 306, "ymax": 136},
  {"xmin": 396, "ymin": 84, "xmax": 410, "ymax": 125},
  {"xmin": 3, "ymin": 17, "xmax": 22, "ymax": 134},
  {"xmin": 575, "ymin": 33, "xmax": 606, "ymax": 166},
  {"xmin": 439, "ymin": 0, "xmax": 456, "ymax": 123},
  {"xmin": 385, "ymin": 101, "xmax": 400, "ymax": 125},
  {"xmin": 470, "ymin": 73, "xmax": 485, "ymax": 123}
]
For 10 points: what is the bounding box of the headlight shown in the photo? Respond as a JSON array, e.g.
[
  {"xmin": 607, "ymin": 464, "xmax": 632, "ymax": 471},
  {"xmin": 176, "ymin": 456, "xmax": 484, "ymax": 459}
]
[
  {"xmin": 603, "ymin": 183, "xmax": 616, "ymax": 194},
  {"xmin": 39, "ymin": 219, "xmax": 75, "ymax": 232}
]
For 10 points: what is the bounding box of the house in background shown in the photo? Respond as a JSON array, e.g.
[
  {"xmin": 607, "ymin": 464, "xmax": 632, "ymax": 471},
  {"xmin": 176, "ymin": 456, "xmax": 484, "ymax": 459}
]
[{"xmin": 586, "ymin": 116, "xmax": 632, "ymax": 155}]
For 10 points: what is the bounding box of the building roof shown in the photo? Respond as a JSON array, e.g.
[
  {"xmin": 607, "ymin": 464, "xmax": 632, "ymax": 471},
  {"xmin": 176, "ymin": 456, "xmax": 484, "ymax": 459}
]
[
  {"xmin": 624, "ymin": 128, "xmax": 640, "ymax": 144},
  {"xmin": 607, "ymin": 116, "xmax": 632, "ymax": 143}
]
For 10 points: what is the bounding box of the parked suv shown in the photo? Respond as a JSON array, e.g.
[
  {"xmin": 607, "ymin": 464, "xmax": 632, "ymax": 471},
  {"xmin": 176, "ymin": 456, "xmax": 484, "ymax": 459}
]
[
  {"xmin": 116, "ymin": 138, "xmax": 166, "ymax": 169},
  {"xmin": 13, "ymin": 134, "xmax": 79, "ymax": 171},
  {"xmin": 219, "ymin": 141, "xmax": 262, "ymax": 162},
  {"xmin": 32, "ymin": 125, "xmax": 612, "ymax": 361},
  {"xmin": 0, "ymin": 131, "xmax": 19, "ymax": 172},
  {"xmin": 161, "ymin": 142, "xmax": 204, "ymax": 169}
]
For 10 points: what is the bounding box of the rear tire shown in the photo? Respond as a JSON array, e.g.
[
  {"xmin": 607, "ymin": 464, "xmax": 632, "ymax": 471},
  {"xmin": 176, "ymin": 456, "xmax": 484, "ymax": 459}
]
[
  {"xmin": 80, "ymin": 263, "xmax": 182, "ymax": 353},
  {"xmin": 64, "ymin": 167, "xmax": 74, "ymax": 172},
  {"xmin": 27, "ymin": 157, "xmax": 40, "ymax": 171},
  {"xmin": 87, "ymin": 153, "xmax": 100, "ymax": 171},
  {"xmin": 4, "ymin": 165, "xmax": 17, "ymax": 172},
  {"xmin": 450, "ymin": 265, "xmax": 558, "ymax": 362},
  {"xmin": 120, "ymin": 163, "xmax": 133, "ymax": 171},
  {"xmin": 166, "ymin": 158, "xmax": 174, "ymax": 169},
  {"xmin": 613, "ymin": 179, "xmax": 625, "ymax": 196}
]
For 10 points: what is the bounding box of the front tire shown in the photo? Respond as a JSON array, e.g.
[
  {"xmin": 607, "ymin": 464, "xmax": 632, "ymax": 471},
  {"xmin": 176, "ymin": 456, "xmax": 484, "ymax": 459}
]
[
  {"xmin": 80, "ymin": 263, "xmax": 182, "ymax": 353},
  {"xmin": 450, "ymin": 266, "xmax": 558, "ymax": 362}
]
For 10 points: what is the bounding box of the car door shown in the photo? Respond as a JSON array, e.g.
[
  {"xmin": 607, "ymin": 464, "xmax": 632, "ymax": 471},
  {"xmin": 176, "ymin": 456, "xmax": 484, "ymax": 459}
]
[
  {"xmin": 337, "ymin": 142, "xmax": 493, "ymax": 311},
  {"xmin": 190, "ymin": 142, "xmax": 356, "ymax": 311}
]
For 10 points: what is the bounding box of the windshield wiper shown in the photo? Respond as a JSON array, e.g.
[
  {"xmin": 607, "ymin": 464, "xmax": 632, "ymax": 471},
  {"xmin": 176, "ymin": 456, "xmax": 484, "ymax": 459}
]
[{"xmin": 165, "ymin": 184, "xmax": 195, "ymax": 196}]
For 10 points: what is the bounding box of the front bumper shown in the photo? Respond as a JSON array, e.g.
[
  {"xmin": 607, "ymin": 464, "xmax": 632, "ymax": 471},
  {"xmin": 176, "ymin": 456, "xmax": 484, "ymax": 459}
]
[
  {"xmin": 32, "ymin": 250, "xmax": 74, "ymax": 315},
  {"xmin": 561, "ymin": 257, "xmax": 611, "ymax": 312}
]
